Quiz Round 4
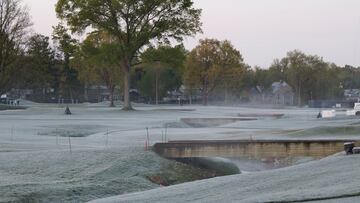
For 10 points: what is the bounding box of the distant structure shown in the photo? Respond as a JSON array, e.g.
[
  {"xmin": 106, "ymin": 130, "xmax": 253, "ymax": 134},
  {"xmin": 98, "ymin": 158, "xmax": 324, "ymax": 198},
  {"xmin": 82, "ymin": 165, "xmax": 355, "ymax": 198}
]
[
  {"xmin": 344, "ymin": 89, "xmax": 360, "ymax": 101},
  {"xmin": 163, "ymin": 85, "xmax": 201, "ymax": 104},
  {"xmin": 308, "ymin": 88, "xmax": 359, "ymax": 108},
  {"xmin": 64, "ymin": 106, "xmax": 72, "ymax": 115},
  {"xmin": 250, "ymin": 81, "xmax": 295, "ymax": 106},
  {"xmin": 249, "ymin": 86, "xmax": 265, "ymax": 104},
  {"xmin": 85, "ymin": 85, "xmax": 121, "ymax": 103},
  {"xmin": 5, "ymin": 85, "xmax": 122, "ymax": 104},
  {"xmin": 271, "ymin": 81, "xmax": 295, "ymax": 105}
]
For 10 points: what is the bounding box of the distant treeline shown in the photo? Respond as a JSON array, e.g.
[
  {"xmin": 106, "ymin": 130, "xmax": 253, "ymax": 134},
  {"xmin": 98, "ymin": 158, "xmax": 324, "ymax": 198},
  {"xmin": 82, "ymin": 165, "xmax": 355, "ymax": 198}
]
[{"xmin": 1, "ymin": 0, "xmax": 359, "ymax": 107}]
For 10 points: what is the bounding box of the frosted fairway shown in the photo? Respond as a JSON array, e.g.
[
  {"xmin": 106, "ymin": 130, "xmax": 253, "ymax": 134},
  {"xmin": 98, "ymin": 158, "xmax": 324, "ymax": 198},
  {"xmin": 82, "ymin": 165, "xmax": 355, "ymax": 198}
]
[
  {"xmin": 0, "ymin": 102, "xmax": 359, "ymax": 202},
  {"xmin": 90, "ymin": 154, "xmax": 360, "ymax": 203}
]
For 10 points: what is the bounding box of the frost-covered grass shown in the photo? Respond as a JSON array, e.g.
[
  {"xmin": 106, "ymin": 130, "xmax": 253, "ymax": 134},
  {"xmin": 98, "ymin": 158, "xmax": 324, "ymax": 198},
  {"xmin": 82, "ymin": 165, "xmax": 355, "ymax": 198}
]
[
  {"xmin": 90, "ymin": 154, "xmax": 360, "ymax": 203},
  {"xmin": 286, "ymin": 125, "xmax": 360, "ymax": 138},
  {"xmin": 0, "ymin": 103, "xmax": 359, "ymax": 202},
  {"xmin": 0, "ymin": 104, "xmax": 26, "ymax": 111}
]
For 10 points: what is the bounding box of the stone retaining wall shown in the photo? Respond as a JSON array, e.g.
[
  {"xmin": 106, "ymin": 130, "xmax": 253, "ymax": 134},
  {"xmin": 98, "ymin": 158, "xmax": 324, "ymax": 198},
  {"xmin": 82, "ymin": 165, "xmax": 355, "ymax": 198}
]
[{"xmin": 154, "ymin": 140, "xmax": 360, "ymax": 159}]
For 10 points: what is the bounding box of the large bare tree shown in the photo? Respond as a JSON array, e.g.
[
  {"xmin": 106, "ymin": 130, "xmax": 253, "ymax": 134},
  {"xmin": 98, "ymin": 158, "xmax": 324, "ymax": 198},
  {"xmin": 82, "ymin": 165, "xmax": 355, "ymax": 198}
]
[{"xmin": 0, "ymin": 0, "xmax": 32, "ymax": 94}]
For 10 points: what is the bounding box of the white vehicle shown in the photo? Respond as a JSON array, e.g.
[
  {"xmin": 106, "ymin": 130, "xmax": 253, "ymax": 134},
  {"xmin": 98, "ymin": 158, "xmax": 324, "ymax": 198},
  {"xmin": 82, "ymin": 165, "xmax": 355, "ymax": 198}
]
[
  {"xmin": 320, "ymin": 110, "xmax": 336, "ymax": 118},
  {"xmin": 354, "ymin": 103, "xmax": 360, "ymax": 111},
  {"xmin": 346, "ymin": 103, "xmax": 360, "ymax": 116}
]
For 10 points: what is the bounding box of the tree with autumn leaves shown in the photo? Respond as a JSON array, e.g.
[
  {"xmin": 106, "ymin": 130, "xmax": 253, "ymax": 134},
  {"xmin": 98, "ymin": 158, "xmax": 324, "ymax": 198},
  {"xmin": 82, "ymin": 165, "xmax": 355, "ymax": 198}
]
[{"xmin": 184, "ymin": 39, "xmax": 246, "ymax": 105}]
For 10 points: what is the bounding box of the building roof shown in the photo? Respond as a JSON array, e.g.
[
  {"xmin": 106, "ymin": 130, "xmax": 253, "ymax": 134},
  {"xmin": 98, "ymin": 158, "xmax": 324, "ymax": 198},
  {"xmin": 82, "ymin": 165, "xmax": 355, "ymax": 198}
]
[{"xmin": 272, "ymin": 81, "xmax": 294, "ymax": 95}]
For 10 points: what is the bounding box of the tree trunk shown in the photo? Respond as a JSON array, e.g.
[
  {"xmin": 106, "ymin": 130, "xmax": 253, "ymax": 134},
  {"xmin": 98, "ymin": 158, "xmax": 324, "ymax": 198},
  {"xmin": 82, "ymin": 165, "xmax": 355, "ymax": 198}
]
[
  {"xmin": 155, "ymin": 69, "xmax": 159, "ymax": 105},
  {"xmin": 122, "ymin": 61, "xmax": 133, "ymax": 110},
  {"xmin": 297, "ymin": 80, "xmax": 302, "ymax": 106},
  {"xmin": 224, "ymin": 86, "xmax": 229, "ymax": 106},
  {"xmin": 97, "ymin": 85, "xmax": 101, "ymax": 102},
  {"xmin": 109, "ymin": 85, "xmax": 115, "ymax": 107},
  {"xmin": 69, "ymin": 86, "xmax": 74, "ymax": 103},
  {"xmin": 84, "ymin": 83, "xmax": 89, "ymax": 102},
  {"xmin": 202, "ymin": 91, "xmax": 208, "ymax": 106},
  {"xmin": 203, "ymin": 94, "xmax": 208, "ymax": 105},
  {"xmin": 202, "ymin": 78, "xmax": 209, "ymax": 106},
  {"xmin": 42, "ymin": 88, "xmax": 46, "ymax": 102},
  {"xmin": 189, "ymin": 88, "xmax": 193, "ymax": 105}
]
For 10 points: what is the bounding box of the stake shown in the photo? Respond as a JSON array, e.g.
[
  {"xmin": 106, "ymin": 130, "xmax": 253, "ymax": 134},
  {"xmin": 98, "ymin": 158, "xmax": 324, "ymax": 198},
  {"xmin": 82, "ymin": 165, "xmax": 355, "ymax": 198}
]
[
  {"xmin": 146, "ymin": 127, "xmax": 150, "ymax": 150},
  {"xmin": 10, "ymin": 126, "xmax": 14, "ymax": 141},
  {"xmin": 164, "ymin": 124, "xmax": 168, "ymax": 142},
  {"xmin": 56, "ymin": 128, "xmax": 59, "ymax": 145},
  {"xmin": 68, "ymin": 136, "xmax": 72, "ymax": 154},
  {"xmin": 106, "ymin": 129, "xmax": 109, "ymax": 147}
]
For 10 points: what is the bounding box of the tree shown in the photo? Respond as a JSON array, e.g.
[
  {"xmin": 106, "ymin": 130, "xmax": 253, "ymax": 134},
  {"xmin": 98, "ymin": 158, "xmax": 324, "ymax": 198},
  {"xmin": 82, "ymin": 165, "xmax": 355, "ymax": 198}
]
[
  {"xmin": 217, "ymin": 40, "xmax": 245, "ymax": 104},
  {"xmin": 139, "ymin": 45, "xmax": 186, "ymax": 104},
  {"xmin": 185, "ymin": 39, "xmax": 220, "ymax": 105},
  {"xmin": 270, "ymin": 50, "xmax": 309, "ymax": 106},
  {"xmin": 0, "ymin": 0, "xmax": 32, "ymax": 94},
  {"xmin": 184, "ymin": 39, "xmax": 244, "ymax": 105},
  {"xmin": 26, "ymin": 34, "xmax": 56, "ymax": 89},
  {"xmin": 13, "ymin": 34, "xmax": 63, "ymax": 102},
  {"xmin": 75, "ymin": 31, "xmax": 123, "ymax": 107},
  {"xmin": 251, "ymin": 66, "xmax": 271, "ymax": 89},
  {"xmin": 339, "ymin": 65, "xmax": 360, "ymax": 90},
  {"xmin": 268, "ymin": 59, "xmax": 287, "ymax": 83},
  {"xmin": 55, "ymin": 0, "xmax": 202, "ymax": 110},
  {"xmin": 271, "ymin": 50, "xmax": 339, "ymax": 106},
  {"xmin": 52, "ymin": 24, "xmax": 80, "ymax": 101}
]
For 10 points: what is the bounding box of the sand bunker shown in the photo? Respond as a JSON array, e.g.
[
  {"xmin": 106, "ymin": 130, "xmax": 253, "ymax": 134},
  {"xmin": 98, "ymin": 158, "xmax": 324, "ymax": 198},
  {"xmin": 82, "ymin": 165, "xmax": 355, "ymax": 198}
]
[{"xmin": 181, "ymin": 117, "xmax": 257, "ymax": 128}]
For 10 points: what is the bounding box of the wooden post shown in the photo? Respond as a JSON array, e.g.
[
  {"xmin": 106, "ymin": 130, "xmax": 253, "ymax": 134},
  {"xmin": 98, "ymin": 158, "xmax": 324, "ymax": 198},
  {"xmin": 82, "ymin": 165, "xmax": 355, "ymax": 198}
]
[
  {"xmin": 165, "ymin": 124, "xmax": 168, "ymax": 142},
  {"xmin": 10, "ymin": 126, "xmax": 14, "ymax": 141},
  {"xmin": 56, "ymin": 128, "xmax": 59, "ymax": 145},
  {"xmin": 106, "ymin": 129, "xmax": 109, "ymax": 147},
  {"xmin": 145, "ymin": 127, "xmax": 150, "ymax": 150},
  {"xmin": 68, "ymin": 136, "xmax": 72, "ymax": 154}
]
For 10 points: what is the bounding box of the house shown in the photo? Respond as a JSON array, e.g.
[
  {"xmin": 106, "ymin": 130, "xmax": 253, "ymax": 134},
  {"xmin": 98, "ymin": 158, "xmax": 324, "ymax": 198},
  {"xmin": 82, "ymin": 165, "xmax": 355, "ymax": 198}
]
[
  {"xmin": 249, "ymin": 86, "xmax": 267, "ymax": 103},
  {"xmin": 271, "ymin": 81, "xmax": 295, "ymax": 106},
  {"xmin": 250, "ymin": 81, "xmax": 295, "ymax": 106}
]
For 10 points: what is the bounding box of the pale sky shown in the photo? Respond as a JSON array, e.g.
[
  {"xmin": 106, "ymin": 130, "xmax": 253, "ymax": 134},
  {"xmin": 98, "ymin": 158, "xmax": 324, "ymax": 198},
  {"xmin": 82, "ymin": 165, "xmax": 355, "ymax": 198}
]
[{"xmin": 22, "ymin": 0, "xmax": 360, "ymax": 68}]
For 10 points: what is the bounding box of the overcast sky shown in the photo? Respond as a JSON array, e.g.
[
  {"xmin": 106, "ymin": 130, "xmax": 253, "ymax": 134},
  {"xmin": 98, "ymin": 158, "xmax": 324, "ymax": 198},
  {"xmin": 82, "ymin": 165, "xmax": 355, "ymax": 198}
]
[{"xmin": 22, "ymin": 0, "xmax": 360, "ymax": 68}]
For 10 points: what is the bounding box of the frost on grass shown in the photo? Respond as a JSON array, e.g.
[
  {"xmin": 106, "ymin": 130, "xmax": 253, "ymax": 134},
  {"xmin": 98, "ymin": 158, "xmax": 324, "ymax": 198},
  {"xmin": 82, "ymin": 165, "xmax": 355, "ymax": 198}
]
[
  {"xmin": 0, "ymin": 103, "xmax": 359, "ymax": 202},
  {"xmin": 90, "ymin": 155, "xmax": 360, "ymax": 203},
  {"xmin": 0, "ymin": 148, "xmax": 223, "ymax": 202},
  {"xmin": 37, "ymin": 125, "xmax": 107, "ymax": 137}
]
